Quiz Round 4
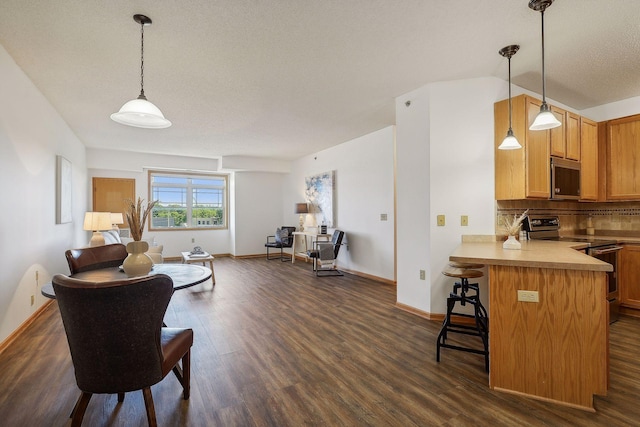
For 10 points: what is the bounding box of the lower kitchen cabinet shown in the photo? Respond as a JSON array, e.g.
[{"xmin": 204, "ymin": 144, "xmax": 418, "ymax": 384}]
[{"xmin": 619, "ymin": 244, "xmax": 640, "ymax": 317}]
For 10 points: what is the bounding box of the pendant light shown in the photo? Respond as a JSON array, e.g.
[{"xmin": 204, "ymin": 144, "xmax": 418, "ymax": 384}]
[
  {"xmin": 111, "ymin": 14, "xmax": 171, "ymax": 129},
  {"xmin": 528, "ymin": 0, "xmax": 560, "ymax": 131},
  {"xmin": 498, "ymin": 45, "xmax": 521, "ymax": 150}
]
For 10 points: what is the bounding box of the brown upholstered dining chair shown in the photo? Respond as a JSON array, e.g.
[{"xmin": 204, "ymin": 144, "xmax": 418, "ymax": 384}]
[
  {"xmin": 52, "ymin": 273, "xmax": 193, "ymax": 427},
  {"xmin": 64, "ymin": 243, "xmax": 128, "ymax": 274}
]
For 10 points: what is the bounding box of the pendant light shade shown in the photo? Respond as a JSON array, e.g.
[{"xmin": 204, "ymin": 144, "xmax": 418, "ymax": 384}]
[
  {"xmin": 498, "ymin": 44, "xmax": 521, "ymax": 150},
  {"xmin": 529, "ymin": 0, "xmax": 560, "ymax": 131},
  {"xmin": 111, "ymin": 14, "xmax": 171, "ymax": 129}
]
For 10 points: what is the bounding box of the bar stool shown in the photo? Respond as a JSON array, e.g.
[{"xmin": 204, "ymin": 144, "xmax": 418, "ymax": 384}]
[{"xmin": 436, "ymin": 263, "xmax": 489, "ymax": 372}]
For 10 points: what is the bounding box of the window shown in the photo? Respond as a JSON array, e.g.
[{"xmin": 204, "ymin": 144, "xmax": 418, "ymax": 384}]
[{"xmin": 149, "ymin": 171, "xmax": 227, "ymax": 230}]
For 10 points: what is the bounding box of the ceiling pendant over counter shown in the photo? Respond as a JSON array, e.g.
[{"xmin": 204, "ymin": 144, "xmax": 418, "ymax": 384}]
[
  {"xmin": 528, "ymin": 0, "xmax": 561, "ymax": 131},
  {"xmin": 498, "ymin": 44, "xmax": 521, "ymax": 150}
]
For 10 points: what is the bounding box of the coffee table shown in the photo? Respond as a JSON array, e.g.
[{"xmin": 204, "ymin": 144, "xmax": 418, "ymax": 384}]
[{"xmin": 181, "ymin": 252, "xmax": 216, "ymax": 284}]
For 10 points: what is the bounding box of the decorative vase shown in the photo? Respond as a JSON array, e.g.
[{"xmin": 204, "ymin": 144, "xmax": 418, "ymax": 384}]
[
  {"xmin": 503, "ymin": 235, "xmax": 522, "ymax": 250},
  {"xmin": 122, "ymin": 241, "xmax": 153, "ymax": 277}
]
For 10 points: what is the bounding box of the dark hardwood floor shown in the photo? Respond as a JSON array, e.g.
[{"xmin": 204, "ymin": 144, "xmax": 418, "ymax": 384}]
[{"xmin": 1, "ymin": 257, "xmax": 639, "ymax": 426}]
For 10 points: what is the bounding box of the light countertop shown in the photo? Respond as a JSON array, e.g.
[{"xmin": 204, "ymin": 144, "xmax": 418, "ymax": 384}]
[{"xmin": 450, "ymin": 239, "xmax": 613, "ymax": 272}]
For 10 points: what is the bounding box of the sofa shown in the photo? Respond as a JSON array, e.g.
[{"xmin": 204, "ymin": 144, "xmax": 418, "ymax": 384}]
[{"xmin": 101, "ymin": 230, "xmax": 164, "ymax": 264}]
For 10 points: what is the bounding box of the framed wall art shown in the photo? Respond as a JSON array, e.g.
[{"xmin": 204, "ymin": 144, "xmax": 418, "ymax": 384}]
[
  {"xmin": 56, "ymin": 155, "xmax": 72, "ymax": 224},
  {"xmin": 305, "ymin": 170, "xmax": 335, "ymax": 227}
]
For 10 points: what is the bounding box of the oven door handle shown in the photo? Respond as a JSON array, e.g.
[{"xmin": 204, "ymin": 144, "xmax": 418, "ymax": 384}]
[{"xmin": 590, "ymin": 246, "xmax": 623, "ymax": 255}]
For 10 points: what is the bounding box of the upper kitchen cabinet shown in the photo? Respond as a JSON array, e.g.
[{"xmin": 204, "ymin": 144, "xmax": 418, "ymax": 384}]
[
  {"xmin": 549, "ymin": 109, "xmax": 580, "ymax": 161},
  {"xmin": 566, "ymin": 112, "xmax": 581, "ymax": 161},
  {"xmin": 606, "ymin": 114, "xmax": 640, "ymax": 200},
  {"xmin": 495, "ymin": 94, "xmax": 550, "ymax": 200},
  {"xmin": 580, "ymin": 117, "xmax": 598, "ymax": 201}
]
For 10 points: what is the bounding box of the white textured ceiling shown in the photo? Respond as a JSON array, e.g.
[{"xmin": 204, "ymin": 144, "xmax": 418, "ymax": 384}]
[{"xmin": 1, "ymin": 0, "xmax": 639, "ymax": 161}]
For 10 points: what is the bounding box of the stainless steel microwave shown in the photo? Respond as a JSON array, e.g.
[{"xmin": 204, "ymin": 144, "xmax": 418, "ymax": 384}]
[{"xmin": 550, "ymin": 157, "xmax": 580, "ymax": 200}]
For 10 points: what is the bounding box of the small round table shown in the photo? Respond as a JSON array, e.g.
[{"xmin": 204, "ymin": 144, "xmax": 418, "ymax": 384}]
[{"xmin": 41, "ymin": 264, "xmax": 212, "ymax": 299}]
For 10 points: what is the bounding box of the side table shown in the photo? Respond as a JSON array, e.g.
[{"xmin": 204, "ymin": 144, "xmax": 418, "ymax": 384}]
[{"xmin": 181, "ymin": 252, "xmax": 216, "ymax": 284}]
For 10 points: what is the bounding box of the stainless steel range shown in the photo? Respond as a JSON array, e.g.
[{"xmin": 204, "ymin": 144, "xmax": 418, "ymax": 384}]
[{"xmin": 523, "ymin": 214, "xmax": 622, "ymax": 323}]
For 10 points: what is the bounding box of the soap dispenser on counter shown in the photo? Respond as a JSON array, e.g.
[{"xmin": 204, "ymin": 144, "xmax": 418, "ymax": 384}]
[{"xmin": 586, "ymin": 215, "xmax": 595, "ymax": 236}]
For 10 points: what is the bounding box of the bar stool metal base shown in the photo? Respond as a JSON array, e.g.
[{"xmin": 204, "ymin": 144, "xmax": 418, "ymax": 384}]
[{"xmin": 436, "ymin": 269, "xmax": 489, "ymax": 372}]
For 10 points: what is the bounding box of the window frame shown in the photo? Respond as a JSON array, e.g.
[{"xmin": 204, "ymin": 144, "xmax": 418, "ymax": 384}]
[{"xmin": 148, "ymin": 170, "xmax": 228, "ymax": 231}]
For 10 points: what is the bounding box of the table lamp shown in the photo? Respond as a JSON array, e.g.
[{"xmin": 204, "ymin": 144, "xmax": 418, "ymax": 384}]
[
  {"xmin": 111, "ymin": 212, "xmax": 124, "ymax": 230},
  {"xmin": 295, "ymin": 203, "xmax": 309, "ymax": 232},
  {"xmin": 83, "ymin": 212, "xmax": 113, "ymax": 246}
]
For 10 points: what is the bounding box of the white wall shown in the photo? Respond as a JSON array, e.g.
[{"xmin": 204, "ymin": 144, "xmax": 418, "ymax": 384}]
[
  {"xmin": 286, "ymin": 126, "xmax": 395, "ymax": 281},
  {"xmin": 0, "ymin": 44, "xmax": 87, "ymax": 342},
  {"xmin": 233, "ymin": 171, "xmax": 286, "ymax": 256},
  {"xmin": 579, "ymin": 95, "xmax": 640, "ymax": 122},
  {"xmin": 395, "ymin": 77, "xmax": 505, "ymax": 315}
]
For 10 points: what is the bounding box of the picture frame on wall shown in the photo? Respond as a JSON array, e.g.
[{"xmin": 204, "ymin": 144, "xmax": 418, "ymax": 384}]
[
  {"xmin": 56, "ymin": 155, "xmax": 72, "ymax": 224},
  {"xmin": 305, "ymin": 170, "xmax": 335, "ymax": 227}
]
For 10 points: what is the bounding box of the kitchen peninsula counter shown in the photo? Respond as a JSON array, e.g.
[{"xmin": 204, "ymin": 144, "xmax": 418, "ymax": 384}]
[
  {"xmin": 449, "ymin": 239, "xmax": 610, "ymax": 411},
  {"xmin": 450, "ymin": 239, "xmax": 612, "ymax": 272}
]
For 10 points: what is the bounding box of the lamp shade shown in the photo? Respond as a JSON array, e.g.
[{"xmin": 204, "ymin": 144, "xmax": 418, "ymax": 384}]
[
  {"xmin": 498, "ymin": 129, "xmax": 522, "ymax": 150},
  {"xmin": 295, "ymin": 203, "xmax": 309, "ymax": 214},
  {"xmin": 529, "ymin": 104, "xmax": 561, "ymax": 131},
  {"xmin": 110, "ymin": 97, "xmax": 171, "ymax": 129},
  {"xmin": 83, "ymin": 212, "xmax": 113, "ymax": 231},
  {"xmin": 111, "ymin": 212, "xmax": 124, "ymax": 225}
]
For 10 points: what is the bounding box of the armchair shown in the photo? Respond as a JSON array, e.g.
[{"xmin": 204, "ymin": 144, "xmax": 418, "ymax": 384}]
[
  {"xmin": 52, "ymin": 273, "xmax": 193, "ymax": 427},
  {"xmin": 307, "ymin": 230, "xmax": 345, "ymax": 276},
  {"xmin": 264, "ymin": 226, "xmax": 297, "ymax": 261},
  {"xmin": 65, "ymin": 244, "xmax": 128, "ymax": 275}
]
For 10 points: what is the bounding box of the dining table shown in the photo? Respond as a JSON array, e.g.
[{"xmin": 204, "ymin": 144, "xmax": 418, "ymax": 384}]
[{"xmin": 41, "ymin": 263, "xmax": 212, "ymax": 299}]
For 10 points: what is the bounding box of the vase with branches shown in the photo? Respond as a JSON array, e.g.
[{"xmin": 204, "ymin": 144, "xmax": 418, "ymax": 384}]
[
  {"xmin": 124, "ymin": 197, "xmax": 157, "ymax": 241},
  {"xmin": 122, "ymin": 197, "xmax": 158, "ymax": 277},
  {"xmin": 500, "ymin": 209, "xmax": 528, "ymax": 250}
]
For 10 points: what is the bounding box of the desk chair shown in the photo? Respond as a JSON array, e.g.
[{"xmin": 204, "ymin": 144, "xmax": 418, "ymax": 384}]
[
  {"xmin": 52, "ymin": 273, "xmax": 193, "ymax": 427},
  {"xmin": 307, "ymin": 230, "xmax": 345, "ymax": 276}
]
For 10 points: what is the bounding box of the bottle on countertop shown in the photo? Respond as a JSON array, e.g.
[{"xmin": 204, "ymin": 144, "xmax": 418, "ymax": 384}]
[{"xmin": 586, "ymin": 216, "xmax": 595, "ymax": 236}]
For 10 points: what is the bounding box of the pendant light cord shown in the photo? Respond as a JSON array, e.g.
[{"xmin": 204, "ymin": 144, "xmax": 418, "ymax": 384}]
[
  {"xmin": 138, "ymin": 21, "xmax": 146, "ymax": 100},
  {"xmin": 540, "ymin": 10, "xmax": 546, "ymax": 103},
  {"xmin": 508, "ymin": 55, "xmax": 513, "ymax": 131}
]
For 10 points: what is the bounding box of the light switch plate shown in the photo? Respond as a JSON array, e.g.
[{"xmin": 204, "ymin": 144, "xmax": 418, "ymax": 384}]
[
  {"xmin": 437, "ymin": 215, "xmax": 445, "ymax": 226},
  {"xmin": 380, "ymin": 213, "xmax": 388, "ymax": 221},
  {"xmin": 461, "ymin": 215, "xmax": 468, "ymax": 226}
]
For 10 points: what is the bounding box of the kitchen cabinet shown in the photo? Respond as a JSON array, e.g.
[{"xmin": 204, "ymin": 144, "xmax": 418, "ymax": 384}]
[
  {"xmin": 619, "ymin": 244, "xmax": 640, "ymax": 317},
  {"xmin": 495, "ymin": 94, "xmax": 550, "ymax": 200},
  {"xmin": 606, "ymin": 114, "xmax": 640, "ymax": 200},
  {"xmin": 566, "ymin": 112, "xmax": 581, "ymax": 161},
  {"xmin": 549, "ymin": 108, "xmax": 581, "ymax": 161},
  {"xmin": 580, "ymin": 117, "xmax": 598, "ymax": 201},
  {"xmin": 549, "ymin": 106, "xmax": 568, "ymax": 158}
]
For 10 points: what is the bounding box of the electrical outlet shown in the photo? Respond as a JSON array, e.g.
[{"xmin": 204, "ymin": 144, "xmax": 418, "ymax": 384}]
[
  {"xmin": 461, "ymin": 215, "xmax": 468, "ymax": 226},
  {"xmin": 517, "ymin": 290, "xmax": 539, "ymax": 303},
  {"xmin": 437, "ymin": 215, "xmax": 445, "ymax": 226},
  {"xmin": 30, "ymin": 295, "xmax": 34, "ymax": 306},
  {"xmin": 191, "ymin": 238, "xmax": 195, "ymax": 243},
  {"xmin": 419, "ymin": 270, "xmax": 425, "ymax": 280}
]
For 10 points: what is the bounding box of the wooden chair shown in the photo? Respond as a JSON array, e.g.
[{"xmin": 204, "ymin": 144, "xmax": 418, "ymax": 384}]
[
  {"xmin": 264, "ymin": 226, "xmax": 297, "ymax": 261},
  {"xmin": 64, "ymin": 243, "xmax": 128, "ymax": 274},
  {"xmin": 52, "ymin": 273, "xmax": 193, "ymax": 427}
]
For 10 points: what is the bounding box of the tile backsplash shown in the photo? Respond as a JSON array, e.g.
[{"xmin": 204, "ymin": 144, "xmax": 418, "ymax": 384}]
[{"xmin": 496, "ymin": 200, "xmax": 640, "ymax": 237}]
